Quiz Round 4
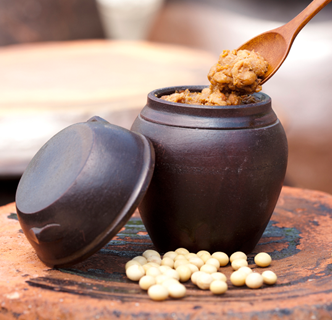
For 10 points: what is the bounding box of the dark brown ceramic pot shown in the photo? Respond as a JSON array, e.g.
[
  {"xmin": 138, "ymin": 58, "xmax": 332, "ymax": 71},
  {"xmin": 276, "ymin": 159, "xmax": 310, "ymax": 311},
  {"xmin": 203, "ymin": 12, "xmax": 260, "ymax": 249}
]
[{"xmin": 131, "ymin": 86, "xmax": 288, "ymax": 255}]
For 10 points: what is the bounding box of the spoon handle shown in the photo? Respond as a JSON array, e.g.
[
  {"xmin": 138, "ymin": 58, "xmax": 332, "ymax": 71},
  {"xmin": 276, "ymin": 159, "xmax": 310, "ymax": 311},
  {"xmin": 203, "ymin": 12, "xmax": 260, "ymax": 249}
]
[{"xmin": 276, "ymin": 0, "xmax": 332, "ymax": 42}]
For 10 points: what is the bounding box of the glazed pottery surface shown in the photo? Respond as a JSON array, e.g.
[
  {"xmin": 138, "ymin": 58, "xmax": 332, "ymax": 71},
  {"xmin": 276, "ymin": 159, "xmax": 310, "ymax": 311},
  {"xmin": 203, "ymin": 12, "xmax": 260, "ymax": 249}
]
[
  {"xmin": 131, "ymin": 86, "xmax": 288, "ymax": 254},
  {"xmin": 16, "ymin": 116, "xmax": 155, "ymax": 267}
]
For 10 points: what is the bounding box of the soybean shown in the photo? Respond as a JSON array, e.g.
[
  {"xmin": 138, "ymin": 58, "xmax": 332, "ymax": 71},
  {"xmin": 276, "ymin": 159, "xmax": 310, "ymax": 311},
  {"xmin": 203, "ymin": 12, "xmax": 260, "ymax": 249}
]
[
  {"xmin": 161, "ymin": 257, "xmax": 174, "ymax": 268},
  {"xmin": 142, "ymin": 262, "xmax": 159, "ymax": 272},
  {"xmin": 254, "ymin": 252, "xmax": 272, "ymax": 267},
  {"xmin": 262, "ymin": 270, "xmax": 277, "ymax": 285},
  {"xmin": 211, "ymin": 272, "xmax": 227, "ymax": 282},
  {"xmin": 163, "ymin": 251, "xmax": 178, "ymax": 260},
  {"xmin": 196, "ymin": 272, "xmax": 213, "ymax": 290},
  {"xmin": 155, "ymin": 274, "xmax": 170, "ymax": 284},
  {"xmin": 187, "ymin": 263, "xmax": 199, "ymax": 274},
  {"xmin": 197, "ymin": 250, "xmax": 210, "ymax": 258},
  {"xmin": 125, "ymin": 247, "xmax": 279, "ymax": 302},
  {"xmin": 147, "ymin": 255, "xmax": 162, "ymax": 265},
  {"xmin": 188, "ymin": 257, "xmax": 204, "ymax": 269},
  {"xmin": 231, "ymin": 259, "xmax": 248, "ymax": 271},
  {"xmin": 132, "ymin": 256, "xmax": 147, "ymax": 265},
  {"xmin": 139, "ymin": 275, "xmax": 156, "ymax": 290},
  {"xmin": 205, "ymin": 258, "xmax": 221, "ymax": 269},
  {"xmin": 175, "ymin": 248, "xmax": 190, "ymax": 255},
  {"xmin": 174, "ymin": 254, "xmax": 186, "ymax": 261},
  {"xmin": 210, "ymin": 280, "xmax": 228, "ymax": 295},
  {"xmin": 212, "ymin": 252, "xmax": 229, "ymax": 266},
  {"xmin": 126, "ymin": 264, "xmax": 145, "ymax": 281},
  {"xmin": 146, "ymin": 266, "xmax": 161, "ymax": 277},
  {"xmin": 125, "ymin": 260, "xmax": 141, "ymax": 270},
  {"xmin": 191, "ymin": 271, "xmax": 205, "ymax": 285},
  {"xmin": 143, "ymin": 250, "xmax": 160, "ymax": 259},
  {"xmin": 200, "ymin": 252, "xmax": 212, "ymax": 263},
  {"xmin": 168, "ymin": 282, "xmax": 187, "ymax": 299},
  {"xmin": 230, "ymin": 270, "xmax": 247, "ymax": 286},
  {"xmin": 200, "ymin": 264, "xmax": 217, "ymax": 274},
  {"xmin": 174, "ymin": 259, "xmax": 190, "ymax": 269},
  {"xmin": 230, "ymin": 251, "xmax": 247, "ymax": 263},
  {"xmin": 238, "ymin": 266, "xmax": 253, "ymax": 277},
  {"xmin": 162, "ymin": 278, "xmax": 180, "ymax": 289},
  {"xmin": 185, "ymin": 253, "xmax": 197, "ymax": 260},
  {"xmin": 245, "ymin": 272, "xmax": 264, "ymax": 289},
  {"xmin": 159, "ymin": 265, "xmax": 172, "ymax": 273},
  {"xmin": 163, "ymin": 268, "xmax": 180, "ymax": 281},
  {"xmin": 176, "ymin": 265, "xmax": 192, "ymax": 282},
  {"xmin": 148, "ymin": 284, "xmax": 169, "ymax": 301}
]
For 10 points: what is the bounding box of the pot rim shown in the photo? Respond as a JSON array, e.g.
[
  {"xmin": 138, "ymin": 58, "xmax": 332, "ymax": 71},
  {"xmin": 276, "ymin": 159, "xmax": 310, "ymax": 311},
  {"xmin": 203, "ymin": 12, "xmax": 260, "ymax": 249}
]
[
  {"xmin": 148, "ymin": 85, "xmax": 271, "ymax": 110},
  {"xmin": 140, "ymin": 85, "xmax": 277, "ymax": 130}
]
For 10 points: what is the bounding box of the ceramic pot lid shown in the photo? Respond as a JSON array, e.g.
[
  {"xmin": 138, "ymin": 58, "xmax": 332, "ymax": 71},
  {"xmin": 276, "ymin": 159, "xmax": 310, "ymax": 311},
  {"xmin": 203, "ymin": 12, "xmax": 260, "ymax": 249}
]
[{"xmin": 15, "ymin": 116, "xmax": 155, "ymax": 268}]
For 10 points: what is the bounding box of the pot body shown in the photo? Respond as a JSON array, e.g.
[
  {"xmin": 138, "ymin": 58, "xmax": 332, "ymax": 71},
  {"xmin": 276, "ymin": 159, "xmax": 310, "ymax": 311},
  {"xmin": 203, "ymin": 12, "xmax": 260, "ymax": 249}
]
[{"xmin": 131, "ymin": 86, "xmax": 288, "ymax": 254}]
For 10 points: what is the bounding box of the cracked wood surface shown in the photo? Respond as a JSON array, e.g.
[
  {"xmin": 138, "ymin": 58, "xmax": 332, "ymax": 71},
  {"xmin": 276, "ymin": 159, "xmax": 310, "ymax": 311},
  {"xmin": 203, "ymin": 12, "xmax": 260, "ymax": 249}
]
[{"xmin": 1, "ymin": 186, "xmax": 332, "ymax": 319}]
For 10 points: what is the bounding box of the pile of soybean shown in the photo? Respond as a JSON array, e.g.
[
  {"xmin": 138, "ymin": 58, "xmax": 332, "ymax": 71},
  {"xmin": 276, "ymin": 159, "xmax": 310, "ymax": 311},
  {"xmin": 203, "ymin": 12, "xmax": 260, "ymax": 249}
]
[{"xmin": 125, "ymin": 248, "xmax": 277, "ymax": 301}]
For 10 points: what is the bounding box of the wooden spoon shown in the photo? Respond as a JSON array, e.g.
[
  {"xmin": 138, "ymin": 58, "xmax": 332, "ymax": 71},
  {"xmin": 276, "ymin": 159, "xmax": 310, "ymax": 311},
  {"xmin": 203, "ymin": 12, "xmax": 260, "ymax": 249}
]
[{"xmin": 238, "ymin": 0, "xmax": 332, "ymax": 84}]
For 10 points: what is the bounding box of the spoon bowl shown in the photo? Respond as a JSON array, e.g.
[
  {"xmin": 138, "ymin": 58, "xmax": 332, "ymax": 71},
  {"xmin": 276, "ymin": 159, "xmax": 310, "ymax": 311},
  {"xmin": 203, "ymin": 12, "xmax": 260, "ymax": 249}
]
[{"xmin": 238, "ymin": 0, "xmax": 332, "ymax": 84}]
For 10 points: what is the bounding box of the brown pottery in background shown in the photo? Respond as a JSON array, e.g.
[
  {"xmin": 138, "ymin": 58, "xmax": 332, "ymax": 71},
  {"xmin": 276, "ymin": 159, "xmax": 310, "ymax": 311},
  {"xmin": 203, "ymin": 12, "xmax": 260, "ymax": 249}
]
[{"xmin": 131, "ymin": 86, "xmax": 288, "ymax": 254}]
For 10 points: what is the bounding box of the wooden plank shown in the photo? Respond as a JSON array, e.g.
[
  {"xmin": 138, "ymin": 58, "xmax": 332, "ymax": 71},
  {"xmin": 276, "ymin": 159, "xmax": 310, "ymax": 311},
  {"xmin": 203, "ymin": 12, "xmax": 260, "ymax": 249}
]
[
  {"xmin": 0, "ymin": 40, "xmax": 216, "ymax": 177},
  {"xmin": 1, "ymin": 186, "xmax": 332, "ymax": 319},
  {"xmin": 0, "ymin": 40, "xmax": 215, "ymax": 112}
]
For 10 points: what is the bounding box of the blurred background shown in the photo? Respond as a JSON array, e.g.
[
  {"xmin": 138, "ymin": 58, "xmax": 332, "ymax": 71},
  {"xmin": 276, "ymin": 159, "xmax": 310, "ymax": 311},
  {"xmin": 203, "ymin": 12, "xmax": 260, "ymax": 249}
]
[{"xmin": 0, "ymin": 0, "xmax": 331, "ymax": 205}]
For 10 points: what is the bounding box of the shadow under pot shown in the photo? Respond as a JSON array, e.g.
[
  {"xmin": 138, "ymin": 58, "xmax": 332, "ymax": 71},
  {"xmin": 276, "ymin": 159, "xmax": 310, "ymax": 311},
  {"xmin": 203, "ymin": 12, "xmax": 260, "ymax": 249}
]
[{"xmin": 131, "ymin": 85, "xmax": 288, "ymax": 255}]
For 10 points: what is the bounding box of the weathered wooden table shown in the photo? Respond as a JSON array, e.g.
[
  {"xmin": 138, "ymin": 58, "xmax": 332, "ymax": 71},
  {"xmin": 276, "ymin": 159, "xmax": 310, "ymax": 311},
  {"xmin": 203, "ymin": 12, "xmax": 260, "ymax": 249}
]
[
  {"xmin": 1, "ymin": 186, "xmax": 332, "ymax": 319},
  {"xmin": 0, "ymin": 40, "xmax": 216, "ymax": 177}
]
